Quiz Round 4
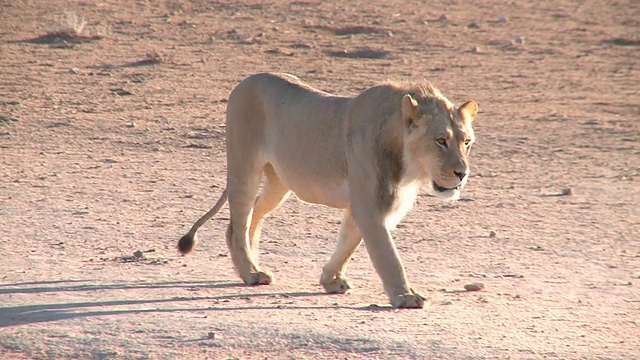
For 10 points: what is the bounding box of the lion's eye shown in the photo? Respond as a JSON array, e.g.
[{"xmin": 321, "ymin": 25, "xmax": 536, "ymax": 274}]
[
  {"xmin": 436, "ymin": 138, "xmax": 447, "ymax": 148},
  {"xmin": 464, "ymin": 139, "xmax": 472, "ymax": 147}
]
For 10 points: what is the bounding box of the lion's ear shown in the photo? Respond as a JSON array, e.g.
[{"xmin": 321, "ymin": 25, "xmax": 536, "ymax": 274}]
[
  {"xmin": 459, "ymin": 100, "xmax": 478, "ymax": 122},
  {"xmin": 402, "ymin": 94, "xmax": 419, "ymax": 128}
]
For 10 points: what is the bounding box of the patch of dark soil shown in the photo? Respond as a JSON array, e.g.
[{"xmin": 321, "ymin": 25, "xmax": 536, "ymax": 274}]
[
  {"xmin": 326, "ymin": 48, "xmax": 391, "ymax": 59},
  {"xmin": 20, "ymin": 31, "xmax": 101, "ymax": 44},
  {"xmin": 603, "ymin": 38, "xmax": 640, "ymax": 46},
  {"xmin": 308, "ymin": 25, "xmax": 389, "ymax": 36}
]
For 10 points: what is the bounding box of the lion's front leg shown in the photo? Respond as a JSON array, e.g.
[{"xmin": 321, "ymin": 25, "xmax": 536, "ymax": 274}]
[
  {"xmin": 349, "ymin": 186, "xmax": 425, "ymax": 309},
  {"xmin": 359, "ymin": 220, "xmax": 425, "ymax": 308},
  {"xmin": 320, "ymin": 208, "xmax": 362, "ymax": 294}
]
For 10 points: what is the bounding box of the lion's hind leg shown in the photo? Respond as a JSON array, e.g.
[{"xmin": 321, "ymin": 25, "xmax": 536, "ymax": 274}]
[
  {"xmin": 249, "ymin": 163, "xmax": 291, "ymax": 259},
  {"xmin": 320, "ymin": 209, "xmax": 362, "ymax": 294},
  {"xmin": 226, "ymin": 159, "xmax": 274, "ymax": 285}
]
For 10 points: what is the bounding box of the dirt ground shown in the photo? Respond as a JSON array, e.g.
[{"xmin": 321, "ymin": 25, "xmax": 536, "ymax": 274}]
[{"xmin": 1, "ymin": 0, "xmax": 639, "ymax": 359}]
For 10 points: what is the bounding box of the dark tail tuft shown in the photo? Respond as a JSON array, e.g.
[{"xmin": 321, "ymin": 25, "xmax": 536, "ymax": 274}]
[{"xmin": 177, "ymin": 232, "xmax": 196, "ymax": 254}]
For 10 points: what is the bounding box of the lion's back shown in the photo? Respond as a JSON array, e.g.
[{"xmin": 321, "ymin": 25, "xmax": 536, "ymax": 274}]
[{"xmin": 224, "ymin": 73, "xmax": 352, "ymax": 206}]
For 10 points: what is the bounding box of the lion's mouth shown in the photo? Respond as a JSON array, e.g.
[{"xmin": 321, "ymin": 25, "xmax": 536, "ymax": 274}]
[{"xmin": 432, "ymin": 181, "xmax": 461, "ymax": 193}]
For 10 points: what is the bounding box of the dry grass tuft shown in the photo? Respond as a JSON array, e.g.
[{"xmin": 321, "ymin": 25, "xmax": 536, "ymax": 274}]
[
  {"xmin": 143, "ymin": 50, "xmax": 165, "ymax": 64},
  {"xmin": 50, "ymin": 11, "xmax": 87, "ymax": 37},
  {"xmin": 22, "ymin": 11, "xmax": 101, "ymax": 45},
  {"xmin": 123, "ymin": 50, "xmax": 169, "ymax": 67}
]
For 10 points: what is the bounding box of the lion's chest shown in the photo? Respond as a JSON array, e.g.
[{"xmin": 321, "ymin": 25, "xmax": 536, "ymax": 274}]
[{"xmin": 385, "ymin": 181, "xmax": 420, "ymax": 229}]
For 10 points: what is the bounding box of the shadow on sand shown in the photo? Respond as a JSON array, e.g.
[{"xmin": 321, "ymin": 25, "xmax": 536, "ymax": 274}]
[{"xmin": 0, "ymin": 280, "xmax": 394, "ymax": 327}]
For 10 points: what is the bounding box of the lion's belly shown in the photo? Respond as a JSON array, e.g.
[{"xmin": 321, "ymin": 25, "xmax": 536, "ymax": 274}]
[
  {"xmin": 268, "ymin": 159, "xmax": 350, "ymax": 209},
  {"xmin": 293, "ymin": 179, "xmax": 350, "ymax": 208}
]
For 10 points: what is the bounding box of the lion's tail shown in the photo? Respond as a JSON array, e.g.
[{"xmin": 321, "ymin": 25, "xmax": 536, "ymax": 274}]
[{"xmin": 177, "ymin": 188, "xmax": 229, "ymax": 254}]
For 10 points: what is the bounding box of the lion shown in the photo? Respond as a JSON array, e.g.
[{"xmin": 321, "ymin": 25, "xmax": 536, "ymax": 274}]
[{"xmin": 178, "ymin": 72, "xmax": 478, "ymax": 308}]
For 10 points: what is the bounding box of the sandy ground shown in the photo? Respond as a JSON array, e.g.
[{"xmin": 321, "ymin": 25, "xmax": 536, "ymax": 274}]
[{"xmin": 1, "ymin": 0, "xmax": 639, "ymax": 359}]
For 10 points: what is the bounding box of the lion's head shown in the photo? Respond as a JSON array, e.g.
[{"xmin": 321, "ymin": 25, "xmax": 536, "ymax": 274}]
[{"xmin": 400, "ymin": 86, "xmax": 478, "ymax": 201}]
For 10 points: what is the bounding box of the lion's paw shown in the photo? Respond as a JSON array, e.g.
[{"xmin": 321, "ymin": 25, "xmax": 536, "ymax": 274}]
[
  {"xmin": 392, "ymin": 291, "xmax": 426, "ymax": 309},
  {"xmin": 243, "ymin": 270, "xmax": 274, "ymax": 285},
  {"xmin": 321, "ymin": 276, "xmax": 352, "ymax": 294}
]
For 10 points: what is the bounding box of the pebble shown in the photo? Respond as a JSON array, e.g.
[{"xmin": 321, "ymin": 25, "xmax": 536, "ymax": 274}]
[
  {"xmin": 498, "ymin": 16, "xmax": 508, "ymax": 23},
  {"xmin": 489, "ymin": 230, "xmax": 497, "ymax": 238},
  {"xmin": 133, "ymin": 250, "xmax": 144, "ymax": 258},
  {"xmin": 472, "ymin": 46, "xmax": 483, "ymax": 54},
  {"xmin": 445, "ymin": 289, "xmax": 467, "ymax": 293},
  {"xmin": 468, "ymin": 21, "xmax": 480, "ymax": 29},
  {"xmin": 561, "ymin": 187, "xmax": 574, "ymax": 196},
  {"xmin": 464, "ymin": 282, "xmax": 485, "ymax": 292}
]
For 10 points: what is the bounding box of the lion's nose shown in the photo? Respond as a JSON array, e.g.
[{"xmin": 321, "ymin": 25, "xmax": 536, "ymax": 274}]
[{"xmin": 454, "ymin": 170, "xmax": 467, "ymax": 181}]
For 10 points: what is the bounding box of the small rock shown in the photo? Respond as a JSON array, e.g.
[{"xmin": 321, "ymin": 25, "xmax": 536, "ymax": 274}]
[
  {"xmin": 133, "ymin": 250, "xmax": 145, "ymax": 259},
  {"xmin": 515, "ymin": 36, "xmax": 525, "ymax": 45},
  {"xmin": 561, "ymin": 187, "xmax": 574, "ymax": 196},
  {"xmin": 495, "ymin": 273, "xmax": 524, "ymax": 278},
  {"xmin": 498, "ymin": 16, "xmax": 508, "ymax": 23},
  {"xmin": 553, "ymin": 12, "xmax": 572, "ymax": 18},
  {"xmin": 489, "ymin": 230, "xmax": 497, "ymax": 238},
  {"xmin": 207, "ymin": 332, "xmax": 216, "ymax": 339},
  {"xmin": 464, "ymin": 283, "xmax": 485, "ymax": 292},
  {"xmin": 444, "ymin": 288, "xmax": 467, "ymax": 294},
  {"xmin": 437, "ymin": 14, "xmax": 449, "ymax": 22},
  {"xmin": 472, "ymin": 46, "xmax": 483, "ymax": 54},
  {"xmin": 70, "ymin": 68, "xmax": 80, "ymax": 74},
  {"xmin": 112, "ymin": 88, "xmax": 134, "ymax": 96},
  {"xmin": 468, "ymin": 21, "xmax": 480, "ymax": 29}
]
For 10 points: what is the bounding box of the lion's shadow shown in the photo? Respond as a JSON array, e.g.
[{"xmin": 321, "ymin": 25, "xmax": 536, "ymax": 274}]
[{"xmin": 0, "ymin": 280, "xmax": 394, "ymax": 327}]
